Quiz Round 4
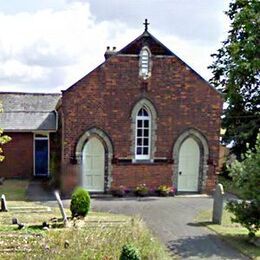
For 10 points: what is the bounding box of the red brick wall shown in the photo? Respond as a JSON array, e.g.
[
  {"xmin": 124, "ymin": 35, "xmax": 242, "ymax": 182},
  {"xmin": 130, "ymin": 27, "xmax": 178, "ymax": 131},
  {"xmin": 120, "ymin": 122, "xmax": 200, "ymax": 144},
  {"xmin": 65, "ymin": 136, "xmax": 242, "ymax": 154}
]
[
  {"xmin": 112, "ymin": 164, "xmax": 173, "ymax": 189},
  {"xmin": 61, "ymin": 54, "xmax": 222, "ymax": 193},
  {"xmin": 0, "ymin": 133, "xmax": 33, "ymax": 178}
]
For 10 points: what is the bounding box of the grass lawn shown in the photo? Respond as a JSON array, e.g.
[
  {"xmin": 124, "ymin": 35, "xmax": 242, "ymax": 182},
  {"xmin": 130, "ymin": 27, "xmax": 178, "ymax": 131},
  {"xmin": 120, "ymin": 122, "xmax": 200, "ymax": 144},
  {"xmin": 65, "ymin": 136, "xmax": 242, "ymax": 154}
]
[
  {"xmin": 0, "ymin": 179, "xmax": 29, "ymax": 201},
  {"xmin": 0, "ymin": 201, "xmax": 172, "ymax": 259},
  {"xmin": 196, "ymin": 209, "xmax": 260, "ymax": 260}
]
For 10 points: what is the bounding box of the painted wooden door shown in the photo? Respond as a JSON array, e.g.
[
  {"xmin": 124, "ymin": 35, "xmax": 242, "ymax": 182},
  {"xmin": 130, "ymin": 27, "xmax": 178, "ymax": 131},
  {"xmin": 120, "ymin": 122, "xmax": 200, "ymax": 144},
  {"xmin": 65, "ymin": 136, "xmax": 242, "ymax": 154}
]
[
  {"xmin": 82, "ymin": 137, "xmax": 105, "ymax": 192},
  {"xmin": 178, "ymin": 137, "xmax": 200, "ymax": 192},
  {"xmin": 35, "ymin": 138, "xmax": 49, "ymax": 176}
]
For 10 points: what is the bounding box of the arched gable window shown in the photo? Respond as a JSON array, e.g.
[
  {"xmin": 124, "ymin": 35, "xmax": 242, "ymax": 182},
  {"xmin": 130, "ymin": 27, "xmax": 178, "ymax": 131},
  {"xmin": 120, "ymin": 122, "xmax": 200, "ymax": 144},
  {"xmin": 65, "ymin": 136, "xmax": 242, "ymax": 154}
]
[
  {"xmin": 139, "ymin": 47, "xmax": 151, "ymax": 79},
  {"xmin": 135, "ymin": 107, "xmax": 151, "ymax": 159}
]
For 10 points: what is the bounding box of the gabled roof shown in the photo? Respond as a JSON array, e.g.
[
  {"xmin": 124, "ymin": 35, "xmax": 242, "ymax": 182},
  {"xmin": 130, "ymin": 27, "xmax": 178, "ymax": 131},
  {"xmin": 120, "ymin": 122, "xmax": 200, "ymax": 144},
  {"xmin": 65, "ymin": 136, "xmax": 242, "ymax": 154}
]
[
  {"xmin": 117, "ymin": 29, "xmax": 221, "ymax": 96},
  {"xmin": 64, "ymin": 30, "xmax": 175, "ymax": 93},
  {"xmin": 64, "ymin": 28, "xmax": 222, "ymax": 96},
  {"xmin": 118, "ymin": 30, "xmax": 174, "ymax": 56},
  {"xmin": 0, "ymin": 92, "xmax": 61, "ymax": 132}
]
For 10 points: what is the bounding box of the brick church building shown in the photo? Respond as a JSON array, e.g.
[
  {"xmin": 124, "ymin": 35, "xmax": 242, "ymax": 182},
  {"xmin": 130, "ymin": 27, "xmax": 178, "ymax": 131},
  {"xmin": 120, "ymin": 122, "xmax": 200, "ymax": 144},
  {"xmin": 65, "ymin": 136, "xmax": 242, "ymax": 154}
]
[{"xmin": 0, "ymin": 23, "xmax": 222, "ymax": 194}]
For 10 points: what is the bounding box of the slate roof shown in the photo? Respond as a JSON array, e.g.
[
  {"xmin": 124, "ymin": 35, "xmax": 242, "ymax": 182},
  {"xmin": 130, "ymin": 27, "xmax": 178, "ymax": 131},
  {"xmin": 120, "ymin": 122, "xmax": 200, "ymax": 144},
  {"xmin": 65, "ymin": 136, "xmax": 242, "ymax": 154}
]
[
  {"xmin": 118, "ymin": 31, "xmax": 174, "ymax": 56},
  {"xmin": 0, "ymin": 92, "xmax": 61, "ymax": 131}
]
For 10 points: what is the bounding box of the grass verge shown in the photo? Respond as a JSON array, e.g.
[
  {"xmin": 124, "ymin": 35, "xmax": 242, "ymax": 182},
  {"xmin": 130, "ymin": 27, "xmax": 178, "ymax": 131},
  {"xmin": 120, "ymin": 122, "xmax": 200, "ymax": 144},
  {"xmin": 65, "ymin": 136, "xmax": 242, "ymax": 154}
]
[
  {"xmin": 0, "ymin": 179, "xmax": 29, "ymax": 201},
  {"xmin": 0, "ymin": 201, "xmax": 172, "ymax": 259},
  {"xmin": 196, "ymin": 209, "xmax": 260, "ymax": 260}
]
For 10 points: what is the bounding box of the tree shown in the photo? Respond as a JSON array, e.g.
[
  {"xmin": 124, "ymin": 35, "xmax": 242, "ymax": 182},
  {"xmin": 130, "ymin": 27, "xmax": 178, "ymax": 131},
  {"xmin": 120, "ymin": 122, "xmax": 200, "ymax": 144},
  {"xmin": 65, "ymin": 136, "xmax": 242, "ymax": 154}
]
[
  {"xmin": 226, "ymin": 133, "xmax": 260, "ymax": 239},
  {"xmin": 209, "ymin": 0, "xmax": 260, "ymax": 159},
  {"xmin": 0, "ymin": 103, "xmax": 11, "ymax": 162}
]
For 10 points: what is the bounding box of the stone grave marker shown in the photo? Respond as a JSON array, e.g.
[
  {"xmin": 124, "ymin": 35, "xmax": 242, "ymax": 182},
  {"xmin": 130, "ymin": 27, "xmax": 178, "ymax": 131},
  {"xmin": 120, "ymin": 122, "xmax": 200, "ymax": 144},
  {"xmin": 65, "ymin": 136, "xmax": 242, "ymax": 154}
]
[
  {"xmin": 0, "ymin": 177, "xmax": 5, "ymax": 185},
  {"xmin": 54, "ymin": 190, "xmax": 68, "ymax": 226},
  {"xmin": 1, "ymin": 194, "xmax": 8, "ymax": 212},
  {"xmin": 212, "ymin": 184, "xmax": 224, "ymax": 224}
]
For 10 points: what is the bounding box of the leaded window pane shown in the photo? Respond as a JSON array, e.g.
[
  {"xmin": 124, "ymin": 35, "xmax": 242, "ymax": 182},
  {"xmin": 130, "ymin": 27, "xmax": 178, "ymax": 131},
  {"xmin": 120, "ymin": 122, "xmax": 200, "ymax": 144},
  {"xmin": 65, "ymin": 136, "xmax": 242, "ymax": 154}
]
[
  {"xmin": 143, "ymin": 138, "xmax": 149, "ymax": 145},
  {"xmin": 137, "ymin": 120, "xmax": 142, "ymax": 127},
  {"xmin": 144, "ymin": 120, "xmax": 149, "ymax": 128},
  {"xmin": 143, "ymin": 147, "xmax": 148, "ymax": 155},
  {"xmin": 137, "ymin": 147, "xmax": 142, "ymax": 155},
  {"xmin": 142, "ymin": 109, "xmax": 148, "ymax": 116},
  {"xmin": 144, "ymin": 129, "xmax": 149, "ymax": 137}
]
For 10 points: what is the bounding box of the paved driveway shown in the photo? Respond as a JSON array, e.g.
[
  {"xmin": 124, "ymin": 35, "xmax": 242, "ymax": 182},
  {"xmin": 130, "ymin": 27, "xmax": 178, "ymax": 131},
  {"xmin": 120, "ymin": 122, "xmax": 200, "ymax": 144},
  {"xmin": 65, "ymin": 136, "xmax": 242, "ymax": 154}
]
[
  {"xmin": 28, "ymin": 181, "xmax": 247, "ymax": 260},
  {"xmin": 91, "ymin": 196, "xmax": 247, "ymax": 260}
]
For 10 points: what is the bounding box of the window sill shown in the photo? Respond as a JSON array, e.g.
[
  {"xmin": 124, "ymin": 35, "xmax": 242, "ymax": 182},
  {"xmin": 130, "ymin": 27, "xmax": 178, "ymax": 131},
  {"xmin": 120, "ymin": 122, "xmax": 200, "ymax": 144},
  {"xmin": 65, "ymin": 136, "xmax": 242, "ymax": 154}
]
[
  {"xmin": 112, "ymin": 157, "xmax": 173, "ymax": 165},
  {"xmin": 133, "ymin": 159, "xmax": 153, "ymax": 164}
]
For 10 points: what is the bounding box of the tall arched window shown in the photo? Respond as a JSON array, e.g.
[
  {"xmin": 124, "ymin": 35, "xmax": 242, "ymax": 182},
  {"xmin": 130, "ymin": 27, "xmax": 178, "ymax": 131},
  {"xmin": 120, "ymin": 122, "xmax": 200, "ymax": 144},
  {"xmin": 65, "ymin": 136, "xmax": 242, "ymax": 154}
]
[
  {"xmin": 139, "ymin": 47, "xmax": 151, "ymax": 79},
  {"xmin": 135, "ymin": 107, "xmax": 151, "ymax": 160}
]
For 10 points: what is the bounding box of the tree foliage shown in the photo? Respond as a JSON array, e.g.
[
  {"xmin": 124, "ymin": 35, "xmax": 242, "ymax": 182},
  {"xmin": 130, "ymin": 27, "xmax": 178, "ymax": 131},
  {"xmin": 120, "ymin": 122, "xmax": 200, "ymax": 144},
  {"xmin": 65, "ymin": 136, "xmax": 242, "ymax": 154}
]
[
  {"xmin": 227, "ymin": 134, "xmax": 260, "ymax": 201},
  {"xmin": 209, "ymin": 0, "xmax": 260, "ymax": 158},
  {"xmin": 226, "ymin": 133, "xmax": 260, "ymax": 239},
  {"xmin": 0, "ymin": 103, "xmax": 11, "ymax": 162}
]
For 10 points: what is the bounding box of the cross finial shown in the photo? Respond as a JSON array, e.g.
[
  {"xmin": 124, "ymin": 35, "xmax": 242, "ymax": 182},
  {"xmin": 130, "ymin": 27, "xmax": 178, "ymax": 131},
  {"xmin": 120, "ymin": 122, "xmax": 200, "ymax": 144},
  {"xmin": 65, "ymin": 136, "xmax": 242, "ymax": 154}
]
[{"xmin": 143, "ymin": 19, "xmax": 149, "ymax": 31}]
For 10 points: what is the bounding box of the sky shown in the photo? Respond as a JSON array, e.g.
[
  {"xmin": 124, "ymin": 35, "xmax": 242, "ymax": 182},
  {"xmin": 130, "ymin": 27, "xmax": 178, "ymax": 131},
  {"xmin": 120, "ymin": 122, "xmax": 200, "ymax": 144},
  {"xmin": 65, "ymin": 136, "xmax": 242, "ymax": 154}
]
[{"xmin": 0, "ymin": 0, "xmax": 230, "ymax": 93}]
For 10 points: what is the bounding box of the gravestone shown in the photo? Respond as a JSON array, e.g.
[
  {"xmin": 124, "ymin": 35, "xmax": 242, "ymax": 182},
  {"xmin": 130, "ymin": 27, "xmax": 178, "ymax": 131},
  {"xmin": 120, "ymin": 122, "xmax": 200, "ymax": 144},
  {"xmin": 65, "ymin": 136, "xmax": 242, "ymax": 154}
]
[
  {"xmin": 54, "ymin": 190, "xmax": 68, "ymax": 226},
  {"xmin": 1, "ymin": 194, "xmax": 8, "ymax": 212},
  {"xmin": 0, "ymin": 177, "xmax": 5, "ymax": 185},
  {"xmin": 212, "ymin": 184, "xmax": 224, "ymax": 224}
]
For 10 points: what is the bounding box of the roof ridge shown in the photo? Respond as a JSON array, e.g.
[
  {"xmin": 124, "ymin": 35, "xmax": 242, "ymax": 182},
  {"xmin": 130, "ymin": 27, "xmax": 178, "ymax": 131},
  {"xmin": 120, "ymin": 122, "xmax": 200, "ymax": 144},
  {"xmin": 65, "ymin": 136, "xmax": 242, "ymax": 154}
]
[
  {"xmin": 2, "ymin": 110, "xmax": 56, "ymax": 113},
  {"xmin": 0, "ymin": 91, "xmax": 61, "ymax": 95},
  {"xmin": 118, "ymin": 30, "xmax": 174, "ymax": 56}
]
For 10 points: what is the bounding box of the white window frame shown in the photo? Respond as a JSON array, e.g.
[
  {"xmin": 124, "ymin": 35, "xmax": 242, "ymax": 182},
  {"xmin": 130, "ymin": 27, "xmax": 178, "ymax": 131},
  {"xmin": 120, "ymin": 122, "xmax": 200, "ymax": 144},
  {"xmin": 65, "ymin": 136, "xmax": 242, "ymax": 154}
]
[
  {"xmin": 33, "ymin": 132, "xmax": 50, "ymax": 177},
  {"xmin": 135, "ymin": 108, "xmax": 151, "ymax": 160}
]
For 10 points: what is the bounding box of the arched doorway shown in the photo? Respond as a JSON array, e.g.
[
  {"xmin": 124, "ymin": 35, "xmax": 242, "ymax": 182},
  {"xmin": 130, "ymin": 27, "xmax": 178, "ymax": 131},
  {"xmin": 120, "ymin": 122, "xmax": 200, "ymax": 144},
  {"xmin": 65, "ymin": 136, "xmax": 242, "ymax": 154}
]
[
  {"xmin": 82, "ymin": 137, "xmax": 105, "ymax": 192},
  {"xmin": 75, "ymin": 127, "xmax": 113, "ymax": 192},
  {"xmin": 178, "ymin": 137, "xmax": 200, "ymax": 192},
  {"xmin": 173, "ymin": 128, "xmax": 209, "ymax": 193}
]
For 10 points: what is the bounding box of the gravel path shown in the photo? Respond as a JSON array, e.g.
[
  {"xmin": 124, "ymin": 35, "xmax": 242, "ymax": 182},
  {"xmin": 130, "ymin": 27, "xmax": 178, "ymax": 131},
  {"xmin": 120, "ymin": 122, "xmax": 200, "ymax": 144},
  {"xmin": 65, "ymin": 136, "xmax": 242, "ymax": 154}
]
[{"xmin": 91, "ymin": 196, "xmax": 248, "ymax": 260}]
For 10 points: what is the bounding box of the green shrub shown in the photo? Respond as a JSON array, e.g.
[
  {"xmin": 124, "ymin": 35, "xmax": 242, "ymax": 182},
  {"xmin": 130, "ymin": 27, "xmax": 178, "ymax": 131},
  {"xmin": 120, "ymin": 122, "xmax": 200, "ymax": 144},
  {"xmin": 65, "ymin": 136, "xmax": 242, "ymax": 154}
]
[
  {"xmin": 226, "ymin": 133, "xmax": 260, "ymax": 239},
  {"xmin": 70, "ymin": 187, "xmax": 91, "ymax": 218},
  {"xmin": 226, "ymin": 200, "xmax": 260, "ymax": 240},
  {"xmin": 120, "ymin": 244, "xmax": 141, "ymax": 260}
]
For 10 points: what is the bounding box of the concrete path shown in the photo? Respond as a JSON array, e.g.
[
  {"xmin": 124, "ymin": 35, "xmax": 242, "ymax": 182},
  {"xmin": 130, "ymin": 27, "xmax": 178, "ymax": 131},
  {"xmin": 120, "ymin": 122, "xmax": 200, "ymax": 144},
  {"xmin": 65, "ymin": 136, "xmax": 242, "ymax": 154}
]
[{"xmin": 91, "ymin": 196, "xmax": 248, "ymax": 260}]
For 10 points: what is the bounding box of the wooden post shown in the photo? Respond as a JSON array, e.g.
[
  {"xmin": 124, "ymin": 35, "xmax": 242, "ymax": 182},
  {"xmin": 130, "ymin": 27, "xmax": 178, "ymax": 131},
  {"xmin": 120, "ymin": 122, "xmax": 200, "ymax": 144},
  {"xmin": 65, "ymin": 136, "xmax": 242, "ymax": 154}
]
[
  {"xmin": 212, "ymin": 184, "xmax": 224, "ymax": 224},
  {"xmin": 1, "ymin": 194, "xmax": 8, "ymax": 212},
  {"xmin": 54, "ymin": 191, "xmax": 68, "ymax": 226}
]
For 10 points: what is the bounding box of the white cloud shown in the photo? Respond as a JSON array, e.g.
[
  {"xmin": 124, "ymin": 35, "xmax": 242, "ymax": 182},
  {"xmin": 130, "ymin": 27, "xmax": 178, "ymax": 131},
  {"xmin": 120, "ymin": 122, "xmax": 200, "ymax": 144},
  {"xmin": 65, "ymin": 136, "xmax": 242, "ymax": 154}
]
[
  {"xmin": 0, "ymin": 2, "xmax": 141, "ymax": 92},
  {"xmin": 0, "ymin": 60, "xmax": 44, "ymax": 81},
  {"xmin": 0, "ymin": 1, "xmax": 229, "ymax": 93}
]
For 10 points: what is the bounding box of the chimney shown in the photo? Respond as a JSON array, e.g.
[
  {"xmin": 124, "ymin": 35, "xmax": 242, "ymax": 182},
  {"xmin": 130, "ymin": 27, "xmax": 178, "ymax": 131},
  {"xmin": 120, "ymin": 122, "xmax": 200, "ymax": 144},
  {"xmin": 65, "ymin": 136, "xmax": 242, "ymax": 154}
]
[{"xmin": 104, "ymin": 46, "xmax": 117, "ymax": 60}]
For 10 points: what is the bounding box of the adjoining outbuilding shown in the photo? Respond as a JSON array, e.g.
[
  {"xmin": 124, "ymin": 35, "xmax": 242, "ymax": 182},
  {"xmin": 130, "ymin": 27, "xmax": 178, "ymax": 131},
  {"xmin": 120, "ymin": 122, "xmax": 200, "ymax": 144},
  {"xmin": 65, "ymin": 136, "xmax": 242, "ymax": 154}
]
[{"xmin": 0, "ymin": 92, "xmax": 60, "ymax": 178}]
